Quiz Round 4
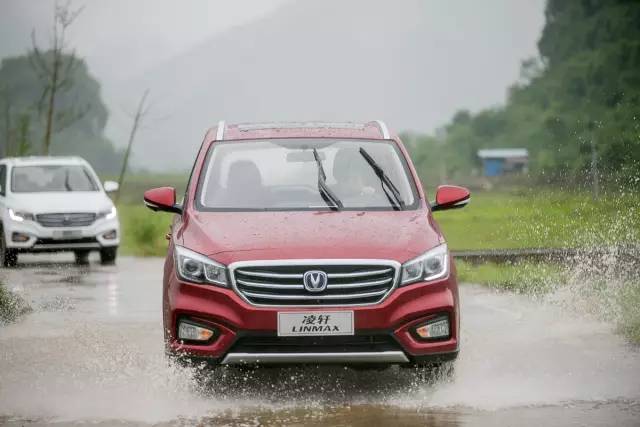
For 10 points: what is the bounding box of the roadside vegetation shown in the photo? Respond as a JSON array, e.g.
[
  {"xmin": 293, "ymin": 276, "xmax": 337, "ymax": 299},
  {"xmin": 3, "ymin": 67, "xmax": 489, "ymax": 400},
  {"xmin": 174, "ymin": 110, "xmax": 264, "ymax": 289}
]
[
  {"xmin": 0, "ymin": 282, "xmax": 31, "ymax": 324},
  {"xmin": 433, "ymin": 189, "xmax": 640, "ymax": 250}
]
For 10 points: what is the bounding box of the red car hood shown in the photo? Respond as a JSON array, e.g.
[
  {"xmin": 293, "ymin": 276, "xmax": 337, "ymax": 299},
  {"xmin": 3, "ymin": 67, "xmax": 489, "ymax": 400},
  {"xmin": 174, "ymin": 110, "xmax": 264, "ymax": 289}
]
[{"xmin": 179, "ymin": 209, "xmax": 444, "ymax": 265}]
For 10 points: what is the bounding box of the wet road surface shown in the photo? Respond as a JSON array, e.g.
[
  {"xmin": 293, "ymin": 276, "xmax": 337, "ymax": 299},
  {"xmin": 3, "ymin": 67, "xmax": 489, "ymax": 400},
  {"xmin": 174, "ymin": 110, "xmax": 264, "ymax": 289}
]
[{"xmin": 1, "ymin": 255, "xmax": 639, "ymax": 426}]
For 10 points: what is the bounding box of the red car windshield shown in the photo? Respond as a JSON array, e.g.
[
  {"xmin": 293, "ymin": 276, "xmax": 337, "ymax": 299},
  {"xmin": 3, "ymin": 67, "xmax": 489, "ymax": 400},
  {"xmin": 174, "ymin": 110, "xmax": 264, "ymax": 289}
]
[{"xmin": 196, "ymin": 138, "xmax": 419, "ymax": 211}]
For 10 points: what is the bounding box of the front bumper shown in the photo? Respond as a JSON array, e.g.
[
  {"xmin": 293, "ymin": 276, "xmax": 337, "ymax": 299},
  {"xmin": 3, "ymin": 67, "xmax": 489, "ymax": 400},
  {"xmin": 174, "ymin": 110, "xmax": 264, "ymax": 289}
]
[
  {"xmin": 165, "ymin": 270, "xmax": 460, "ymax": 365},
  {"xmin": 2, "ymin": 216, "xmax": 120, "ymax": 251}
]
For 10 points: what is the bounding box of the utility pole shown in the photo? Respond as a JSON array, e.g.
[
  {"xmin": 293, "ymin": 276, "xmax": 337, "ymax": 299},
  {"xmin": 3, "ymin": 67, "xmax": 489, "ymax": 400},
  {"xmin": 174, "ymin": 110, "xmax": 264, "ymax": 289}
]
[{"xmin": 114, "ymin": 90, "xmax": 150, "ymax": 205}]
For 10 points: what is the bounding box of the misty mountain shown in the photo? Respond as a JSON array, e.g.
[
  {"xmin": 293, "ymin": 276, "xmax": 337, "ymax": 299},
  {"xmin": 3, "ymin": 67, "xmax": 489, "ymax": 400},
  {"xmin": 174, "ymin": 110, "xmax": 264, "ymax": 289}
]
[{"xmin": 117, "ymin": 0, "xmax": 543, "ymax": 170}]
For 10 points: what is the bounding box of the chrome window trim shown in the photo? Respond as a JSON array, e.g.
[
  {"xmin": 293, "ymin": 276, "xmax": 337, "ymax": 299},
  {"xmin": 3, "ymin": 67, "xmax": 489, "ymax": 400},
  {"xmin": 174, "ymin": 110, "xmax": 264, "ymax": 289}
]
[
  {"xmin": 215, "ymin": 120, "xmax": 225, "ymax": 141},
  {"xmin": 228, "ymin": 258, "xmax": 401, "ymax": 308},
  {"xmin": 374, "ymin": 120, "xmax": 390, "ymax": 139}
]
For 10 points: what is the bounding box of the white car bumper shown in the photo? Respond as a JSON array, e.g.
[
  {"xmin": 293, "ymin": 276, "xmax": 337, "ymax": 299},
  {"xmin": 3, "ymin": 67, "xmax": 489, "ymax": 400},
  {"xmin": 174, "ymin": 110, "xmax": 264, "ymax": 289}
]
[{"xmin": 2, "ymin": 215, "xmax": 120, "ymax": 252}]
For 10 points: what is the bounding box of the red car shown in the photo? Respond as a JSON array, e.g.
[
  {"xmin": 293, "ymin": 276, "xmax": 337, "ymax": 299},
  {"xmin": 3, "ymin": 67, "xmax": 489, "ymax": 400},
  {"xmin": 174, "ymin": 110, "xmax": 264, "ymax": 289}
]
[{"xmin": 144, "ymin": 121, "xmax": 470, "ymax": 370}]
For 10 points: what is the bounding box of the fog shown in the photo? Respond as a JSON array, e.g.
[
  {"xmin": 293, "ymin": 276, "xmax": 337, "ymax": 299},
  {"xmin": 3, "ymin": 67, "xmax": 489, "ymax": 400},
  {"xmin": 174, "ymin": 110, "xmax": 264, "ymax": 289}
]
[{"xmin": 0, "ymin": 0, "xmax": 545, "ymax": 170}]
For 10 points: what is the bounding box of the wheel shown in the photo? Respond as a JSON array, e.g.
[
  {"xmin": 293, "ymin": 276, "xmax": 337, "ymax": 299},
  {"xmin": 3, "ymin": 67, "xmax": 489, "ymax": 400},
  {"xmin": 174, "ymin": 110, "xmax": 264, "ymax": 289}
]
[
  {"xmin": 0, "ymin": 226, "xmax": 18, "ymax": 268},
  {"xmin": 100, "ymin": 247, "xmax": 117, "ymax": 265},
  {"xmin": 74, "ymin": 250, "xmax": 90, "ymax": 265}
]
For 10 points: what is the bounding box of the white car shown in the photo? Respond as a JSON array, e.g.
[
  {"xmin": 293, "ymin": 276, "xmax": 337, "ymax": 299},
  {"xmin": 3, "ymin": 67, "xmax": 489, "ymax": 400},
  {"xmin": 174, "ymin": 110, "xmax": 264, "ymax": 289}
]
[{"xmin": 0, "ymin": 156, "xmax": 120, "ymax": 267}]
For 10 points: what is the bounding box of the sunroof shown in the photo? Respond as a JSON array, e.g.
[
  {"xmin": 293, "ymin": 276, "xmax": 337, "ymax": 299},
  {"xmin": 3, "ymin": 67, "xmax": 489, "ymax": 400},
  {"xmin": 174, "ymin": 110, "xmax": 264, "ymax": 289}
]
[{"xmin": 237, "ymin": 122, "xmax": 367, "ymax": 132}]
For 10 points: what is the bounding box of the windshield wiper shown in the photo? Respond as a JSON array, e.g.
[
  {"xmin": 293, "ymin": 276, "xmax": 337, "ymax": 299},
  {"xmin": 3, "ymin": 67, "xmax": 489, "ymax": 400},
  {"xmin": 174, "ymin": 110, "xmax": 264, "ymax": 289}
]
[
  {"xmin": 359, "ymin": 147, "xmax": 405, "ymax": 210},
  {"xmin": 312, "ymin": 148, "xmax": 343, "ymax": 211}
]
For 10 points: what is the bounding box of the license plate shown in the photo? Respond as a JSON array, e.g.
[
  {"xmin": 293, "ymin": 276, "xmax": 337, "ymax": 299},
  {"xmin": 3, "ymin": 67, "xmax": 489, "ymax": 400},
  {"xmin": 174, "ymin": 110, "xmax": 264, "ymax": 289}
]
[
  {"xmin": 52, "ymin": 229, "xmax": 82, "ymax": 239},
  {"xmin": 277, "ymin": 311, "xmax": 354, "ymax": 336}
]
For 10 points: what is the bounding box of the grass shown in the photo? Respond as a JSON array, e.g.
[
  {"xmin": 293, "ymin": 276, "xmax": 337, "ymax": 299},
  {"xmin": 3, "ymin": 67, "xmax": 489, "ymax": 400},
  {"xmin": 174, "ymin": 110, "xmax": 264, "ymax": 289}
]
[
  {"xmin": 434, "ymin": 189, "xmax": 640, "ymax": 250},
  {"xmin": 119, "ymin": 204, "xmax": 173, "ymax": 256}
]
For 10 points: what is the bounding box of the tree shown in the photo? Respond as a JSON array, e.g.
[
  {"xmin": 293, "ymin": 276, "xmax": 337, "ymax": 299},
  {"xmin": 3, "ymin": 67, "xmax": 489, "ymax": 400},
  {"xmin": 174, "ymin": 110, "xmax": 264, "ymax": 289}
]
[
  {"xmin": 115, "ymin": 90, "xmax": 151, "ymax": 204},
  {"xmin": 0, "ymin": 53, "xmax": 121, "ymax": 172},
  {"xmin": 30, "ymin": 1, "xmax": 85, "ymax": 155},
  {"xmin": 420, "ymin": 0, "xmax": 640, "ymax": 188}
]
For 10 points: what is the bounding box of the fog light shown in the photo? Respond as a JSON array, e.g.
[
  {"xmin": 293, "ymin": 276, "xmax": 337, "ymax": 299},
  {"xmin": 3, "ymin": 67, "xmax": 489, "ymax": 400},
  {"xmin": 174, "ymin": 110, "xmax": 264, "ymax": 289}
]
[
  {"xmin": 102, "ymin": 230, "xmax": 117, "ymax": 240},
  {"xmin": 11, "ymin": 232, "xmax": 30, "ymax": 242},
  {"xmin": 178, "ymin": 321, "xmax": 214, "ymax": 342},
  {"xmin": 415, "ymin": 317, "xmax": 450, "ymax": 340}
]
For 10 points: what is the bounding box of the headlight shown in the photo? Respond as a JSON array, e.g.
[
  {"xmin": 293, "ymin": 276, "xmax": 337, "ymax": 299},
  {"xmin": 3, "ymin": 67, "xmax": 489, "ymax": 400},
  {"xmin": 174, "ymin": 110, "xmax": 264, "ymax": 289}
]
[
  {"xmin": 400, "ymin": 244, "xmax": 449, "ymax": 286},
  {"xmin": 96, "ymin": 206, "xmax": 117, "ymax": 220},
  {"xmin": 174, "ymin": 245, "xmax": 228, "ymax": 287},
  {"xmin": 8, "ymin": 208, "xmax": 34, "ymax": 222}
]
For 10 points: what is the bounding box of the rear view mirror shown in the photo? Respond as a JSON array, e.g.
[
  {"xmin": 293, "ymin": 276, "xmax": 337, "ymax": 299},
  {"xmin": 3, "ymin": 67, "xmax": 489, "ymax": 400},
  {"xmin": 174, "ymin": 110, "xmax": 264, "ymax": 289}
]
[
  {"xmin": 103, "ymin": 180, "xmax": 119, "ymax": 193},
  {"xmin": 144, "ymin": 187, "xmax": 182, "ymax": 214},
  {"xmin": 431, "ymin": 185, "xmax": 470, "ymax": 212}
]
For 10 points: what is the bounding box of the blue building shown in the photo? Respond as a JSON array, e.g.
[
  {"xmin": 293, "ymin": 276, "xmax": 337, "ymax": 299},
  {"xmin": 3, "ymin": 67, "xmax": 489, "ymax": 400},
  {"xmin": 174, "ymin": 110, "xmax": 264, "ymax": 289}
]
[{"xmin": 477, "ymin": 148, "xmax": 529, "ymax": 177}]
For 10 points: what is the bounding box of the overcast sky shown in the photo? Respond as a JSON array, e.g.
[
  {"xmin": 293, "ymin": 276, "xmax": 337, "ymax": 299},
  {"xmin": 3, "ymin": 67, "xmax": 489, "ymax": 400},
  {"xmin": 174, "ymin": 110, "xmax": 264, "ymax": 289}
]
[
  {"xmin": 1, "ymin": 0, "xmax": 286, "ymax": 81},
  {"xmin": 1, "ymin": 1, "xmax": 546, "ymax": 170}
]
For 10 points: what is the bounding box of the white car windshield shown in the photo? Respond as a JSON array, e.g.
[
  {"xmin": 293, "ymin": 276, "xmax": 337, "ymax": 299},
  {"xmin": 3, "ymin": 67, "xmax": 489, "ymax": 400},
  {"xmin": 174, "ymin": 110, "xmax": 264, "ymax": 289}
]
[
  {"xmin": 197, "ymin": 138, "xmax": 418, "ymax": 211},
  {"xmin": 11, "ymin": 165, "xmax": 99, "ymax": 193}
]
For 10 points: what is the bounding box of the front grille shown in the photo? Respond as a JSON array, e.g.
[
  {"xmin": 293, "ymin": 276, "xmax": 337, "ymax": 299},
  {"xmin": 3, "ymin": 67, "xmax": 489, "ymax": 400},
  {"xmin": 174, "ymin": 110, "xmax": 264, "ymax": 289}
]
[
  {"xmin": 232, "ymin": 261, "xmax": 397, "ymax": 306},
  {"xmin": 36, "ymin": 212, "xmax": 96, "ymax": 227},
  {"xmin": 229, "ymin": 334, "xmax": 401, "ymax": 353}
]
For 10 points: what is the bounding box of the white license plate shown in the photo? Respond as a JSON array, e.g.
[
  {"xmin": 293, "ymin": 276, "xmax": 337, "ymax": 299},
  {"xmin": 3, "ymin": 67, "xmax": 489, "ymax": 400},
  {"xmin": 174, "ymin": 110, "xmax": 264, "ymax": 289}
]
[
  {"xmin": 277, "ymin": 311, "xmax": 354, "ymax": 337},
  {"xmin": 52, "ymin": 229, "xmax": 83, "ymax": 239}
]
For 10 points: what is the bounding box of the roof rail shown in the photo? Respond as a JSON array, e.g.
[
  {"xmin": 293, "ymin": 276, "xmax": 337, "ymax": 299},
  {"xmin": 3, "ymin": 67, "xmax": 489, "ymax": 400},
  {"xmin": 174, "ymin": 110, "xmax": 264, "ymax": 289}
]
[
  {"xmin": 374, "ymin": 120, "xmax": 390, "ymax": 139},
  {"xmin": 216, "ymin": 120, "xmax": 226, "ymax": 140}
]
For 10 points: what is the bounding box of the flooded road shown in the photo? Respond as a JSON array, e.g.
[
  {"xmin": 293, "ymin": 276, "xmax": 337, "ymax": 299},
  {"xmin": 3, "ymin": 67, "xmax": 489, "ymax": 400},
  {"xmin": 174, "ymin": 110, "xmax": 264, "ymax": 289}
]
[{"xmin": 1, "ymin": 256, "xmax": 639, "ymax": 426}]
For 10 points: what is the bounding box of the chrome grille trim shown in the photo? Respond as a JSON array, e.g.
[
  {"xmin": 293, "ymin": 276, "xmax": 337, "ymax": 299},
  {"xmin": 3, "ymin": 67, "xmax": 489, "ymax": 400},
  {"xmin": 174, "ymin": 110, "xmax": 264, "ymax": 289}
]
[
  {"xmin": 242, "ymin": 289, "xmax": 388, "ymax": 300},
  {"xmin": 236, "ymin": 279, "xmax": 304, "ymax": 290},
  {"xmin": 229, "ymin": 259, "xmax": 400, "ymax": 307},
  {"xmin": 36, "ymin": 212, "xmax": 96, "ymax": 227},
  {"xmin": 326, "ymin": 277, "xmax": 392, "ymax": 289},
  {"xmin": 328, "ymin": 268, "xmax": 392, "ymax": 278}
]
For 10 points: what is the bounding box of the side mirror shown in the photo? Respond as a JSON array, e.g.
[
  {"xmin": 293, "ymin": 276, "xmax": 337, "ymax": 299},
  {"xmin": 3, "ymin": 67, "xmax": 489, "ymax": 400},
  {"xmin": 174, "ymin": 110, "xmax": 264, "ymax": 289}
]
[
  {"xmin": 103, "ymin": 180, "xmax": 119, "ymax": 193},
  {"xmin": 431, "ymin": 185, "xmax": 470, "ymax": 212},
  {"xmin": 144, "ymin": 187, "xmax": 182, "ymax": 214}
]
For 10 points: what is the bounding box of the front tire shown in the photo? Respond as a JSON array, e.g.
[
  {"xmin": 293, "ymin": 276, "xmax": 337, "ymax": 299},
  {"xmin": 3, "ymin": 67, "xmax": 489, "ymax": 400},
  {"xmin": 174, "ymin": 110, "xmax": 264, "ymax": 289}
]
[
  {"xmin": 0, "ymin": 226, "xmax": 18, "ymax": 268},
  {"xmin": 74, "ymin": 250, "xmax": 90, "ymax": 265},
  {"xmin": 100, "ymin": 247, "xmax": 117, "ymax": 265}
]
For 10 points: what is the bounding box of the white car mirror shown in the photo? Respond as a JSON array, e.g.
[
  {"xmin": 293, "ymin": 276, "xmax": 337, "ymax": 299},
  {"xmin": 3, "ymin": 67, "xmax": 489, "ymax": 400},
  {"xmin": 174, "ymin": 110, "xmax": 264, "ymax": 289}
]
[{"xmin": 103, "ymin": 181, "xmax": 119, "ymax": 193}]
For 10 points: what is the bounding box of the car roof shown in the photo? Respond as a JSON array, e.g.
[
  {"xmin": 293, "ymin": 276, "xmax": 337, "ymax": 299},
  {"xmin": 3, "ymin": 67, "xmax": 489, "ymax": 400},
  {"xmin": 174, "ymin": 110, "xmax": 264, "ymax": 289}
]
[
  {"xmin": 205, "ymin": 120, "xmax": 393, "ymax": 143},
  {"xmin": 1, "ymin": 156, "xmax": 90, "ymax": 167}
]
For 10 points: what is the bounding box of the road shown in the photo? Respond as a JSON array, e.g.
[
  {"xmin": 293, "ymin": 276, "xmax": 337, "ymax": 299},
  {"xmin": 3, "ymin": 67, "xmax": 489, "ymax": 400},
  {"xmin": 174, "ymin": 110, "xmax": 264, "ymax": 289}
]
[{"xmin": 1, "ymin": 255, "xmax": 639, "ymax": 426}]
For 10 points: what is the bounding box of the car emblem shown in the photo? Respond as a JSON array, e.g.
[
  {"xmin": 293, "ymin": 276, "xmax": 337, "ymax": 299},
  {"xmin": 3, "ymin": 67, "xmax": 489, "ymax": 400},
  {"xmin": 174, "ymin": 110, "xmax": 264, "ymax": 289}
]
[{"xmin": 303, "ymin": 270, "xmax": 328, "ymax": 293}]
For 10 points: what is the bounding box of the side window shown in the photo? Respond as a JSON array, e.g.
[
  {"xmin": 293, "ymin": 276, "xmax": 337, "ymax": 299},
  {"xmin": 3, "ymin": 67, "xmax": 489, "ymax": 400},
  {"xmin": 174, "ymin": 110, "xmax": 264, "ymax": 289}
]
[{"xmin": 0, "ymin": 165, "xmax": 6, "ymax": 196}]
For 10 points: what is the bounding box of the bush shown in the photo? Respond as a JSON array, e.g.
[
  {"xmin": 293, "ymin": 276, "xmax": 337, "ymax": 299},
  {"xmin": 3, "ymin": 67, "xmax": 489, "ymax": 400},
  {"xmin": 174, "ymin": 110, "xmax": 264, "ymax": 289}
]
[{"xmin": 0, "ymin": 282, "xmax": 31, "ymax": 324}]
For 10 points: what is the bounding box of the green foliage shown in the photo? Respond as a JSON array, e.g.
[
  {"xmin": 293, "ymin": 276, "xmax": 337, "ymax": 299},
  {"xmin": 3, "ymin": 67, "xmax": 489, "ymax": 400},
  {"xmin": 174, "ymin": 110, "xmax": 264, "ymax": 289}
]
[
  {"xmin": 409, "ymin": 0, "xmax": 640, "ymax": 186},
  {"xmin": 119, "ymin": 204, "xmax": 173, "ymax": 257},
  {"xmin": 0, "ymin": 53, "xmax": 121, "ymax": 173}
]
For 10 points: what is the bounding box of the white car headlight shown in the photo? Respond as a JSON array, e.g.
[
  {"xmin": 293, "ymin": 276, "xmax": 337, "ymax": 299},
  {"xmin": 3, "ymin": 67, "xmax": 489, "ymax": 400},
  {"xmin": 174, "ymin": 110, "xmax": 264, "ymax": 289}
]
[
  {"xmin": 8, "ymin": 208, "xmax": 35, "ymax": 222},
  {"xmin": 400, "ymin": 244, "xmax": 449, "ymax": 286},
  {"xmin": 174, "ymin": 245, "xmax": 228, "ymax": 287},
  {"xmin": 96, "ymin": 206, "xmax": 117, "ymax": 220}
]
